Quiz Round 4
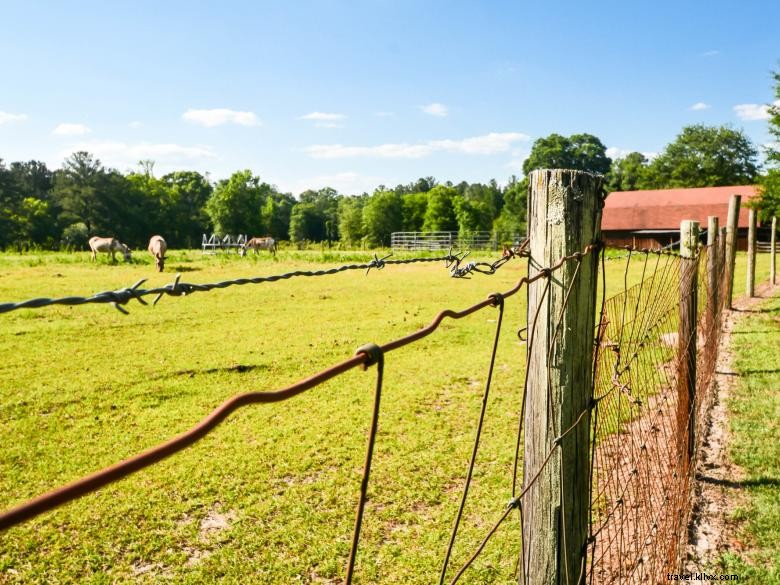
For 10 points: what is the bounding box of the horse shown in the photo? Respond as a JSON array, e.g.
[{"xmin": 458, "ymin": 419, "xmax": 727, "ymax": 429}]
[
  {"xmin": 147, "ymin": 235, "xmax": 167, "ymax": 272},
  {"xmin": 88, "ymin": 236, "xmax": 132, "ymax": 263},
  {"xmin": 241, "ymin": 236, "xmax": 277, "ymax": 256}
]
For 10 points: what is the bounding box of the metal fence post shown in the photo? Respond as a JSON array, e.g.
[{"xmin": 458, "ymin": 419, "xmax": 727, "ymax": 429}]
[
  {"xmin": 707, "ymin": 216, "xmax": 719, "ymax": 329},
  {"xmin": 522, "ymin": 169, "xmax": 602, "ymax": 585}
]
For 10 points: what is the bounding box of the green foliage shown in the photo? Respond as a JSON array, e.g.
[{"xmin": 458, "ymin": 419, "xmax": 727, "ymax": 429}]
[
  {"xmin": 362, "ymin": 189, "xmax": 402, "ymax": 246},
  {"xmin": 523, "ymin": 133, "xmax": 611, "ymax": 176},
  {"xmin": 205, "ymin": 170, "xmax": 271, "ymax": 236},
  {"xmin": 758, "ymin": 67, "xmax": 780, "ymax": 219},
  {"xmin": 641, "ymin": 125, "xmax": 758, "ymax": 189},
  {"xmin": 422, "ymin": 185, "xmax": 458, "ymax": 232},
  {"xmin": 337, "ymin": 196, "xmax": 366, "ymax": 245},
  {"xmin": 606, "ymin": 152, "xmax": 648, "ymax": 192}
]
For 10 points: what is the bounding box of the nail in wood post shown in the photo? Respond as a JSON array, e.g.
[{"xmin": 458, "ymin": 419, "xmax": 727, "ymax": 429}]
[
  {"xmin": 724, "ymin": 195, "xmax": 741, "ymax": 309},
  {"xmin": 707, "ymin": 216, "xmax": 719, "ymax": 329},
  {"xmin": 523, "ymin": 169, "xmax": 602, "ymax": 585},
  {"xmin": 678, "ymin": 220, "xmax": 699, "ymax": 470},
  {"xmin": 747, "ymin": 208, "xmax": 757, "ymax": 298},
  {"xmin": 769, "ymin": 216, "xmax": 777, "ymax": 284}
]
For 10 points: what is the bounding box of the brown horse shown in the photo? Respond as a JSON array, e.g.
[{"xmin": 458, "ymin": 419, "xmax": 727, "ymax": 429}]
[
  {"xmin": 89, "ymin": 236, "xmax": 131, "ymax": 263},
  {"xmin": 148, "ymin": 235, "xmax": 167, "ymax": 272},
  {"xmin": 242, "ymin": 236, "xmax": 276, "ymax": 256}
]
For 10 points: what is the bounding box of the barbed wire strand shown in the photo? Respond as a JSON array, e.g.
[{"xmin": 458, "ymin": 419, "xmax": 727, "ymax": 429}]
[{"xmin": 0, "ymin": 248, "xmax": 528, "ymax": 316}]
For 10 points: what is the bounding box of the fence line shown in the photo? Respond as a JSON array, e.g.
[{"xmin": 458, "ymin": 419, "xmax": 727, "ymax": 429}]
[
  {"xmin": 0, "ymin": 248, "xmax": 528, "ymax": 316},
  {"xmin": 0, "ymin": 231, "xmax": 742, "ymax": 582}
]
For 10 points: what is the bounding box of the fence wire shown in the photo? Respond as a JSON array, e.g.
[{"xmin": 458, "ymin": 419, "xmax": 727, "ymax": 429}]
[
  {"xmin": 0, "ymin": 245, "xmax": 527, "ymax": 315},
  {"xmin": 0, "ymin": 235, "xmax": 733, "ymax": 584},
  {"xmin": 587, "ymin": 242, "xmax": 726, "ymax": 584}
]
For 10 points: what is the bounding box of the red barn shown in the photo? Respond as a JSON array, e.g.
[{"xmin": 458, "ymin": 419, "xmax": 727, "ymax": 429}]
[{"xmin": 602, "ymin": 185, "xmax": 760, "ymax": 250}]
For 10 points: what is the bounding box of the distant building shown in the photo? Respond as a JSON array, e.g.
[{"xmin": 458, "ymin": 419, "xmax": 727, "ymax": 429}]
[{"xmin": 602, "ymin": 185, "xmax": 760, "ymax": 250}]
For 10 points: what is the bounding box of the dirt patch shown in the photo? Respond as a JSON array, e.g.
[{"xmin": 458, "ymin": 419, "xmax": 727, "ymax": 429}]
[{"xmin": 684, "ymin": 281, "xmax": 778, "ymax": 570}]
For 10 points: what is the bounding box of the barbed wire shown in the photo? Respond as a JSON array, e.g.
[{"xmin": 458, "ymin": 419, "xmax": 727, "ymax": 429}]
[{"xmin": 0, "ymin": 247, "xmax": 526, "ymax": 316}]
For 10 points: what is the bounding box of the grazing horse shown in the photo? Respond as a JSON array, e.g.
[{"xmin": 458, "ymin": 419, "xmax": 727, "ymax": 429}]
[
  {"xmin": 89, "ymin": 236, "xmax": 131, "ymax": 263},
  {"xmin": 148, "ymin": 235, "xmax": 167, "ymax": 272},
  {"xmin": 242, "ymin": 236, "xmax": 277, "ymax": 256}
]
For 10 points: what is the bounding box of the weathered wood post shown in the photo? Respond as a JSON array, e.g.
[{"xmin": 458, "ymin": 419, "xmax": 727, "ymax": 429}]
[
  {"xmin": 724, "ymin": 194, "xmax": 741, "ymax": 309},
  {"xmin": 707, "ymin": 216, "xmax": 719, "ymax": 327},
  {"xmin": 747, "ymin": 208, "xmax": 757, "ymax": 298},
  {"xmin": 771, "ymin": 216, "xmax": 777, "ymax": 285},
  {"xmin": 678, "ymin": 220, "xmax": 699, "ymax": 469},
  {"xmin": 522, "ymin": 169, "xmax": 602, "ymax": 585}
]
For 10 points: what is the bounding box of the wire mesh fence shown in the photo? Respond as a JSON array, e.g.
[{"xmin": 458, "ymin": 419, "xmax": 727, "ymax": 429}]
[{"xmin": 0, "ymin": 232, "xmax": 740, "ymax": 583}]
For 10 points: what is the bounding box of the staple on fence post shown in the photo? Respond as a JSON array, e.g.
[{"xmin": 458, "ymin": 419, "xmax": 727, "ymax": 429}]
[
  {"xmin": 771, "ymin": 216, "xmax": 777, "ymax": 285},
  {"xmin": 678, "ymin": 220, "xmax": 699, "ymax": 471},
  {"xmin": 707, "ymin": 216, "xmax": 719, "ymax": 331},
  {"xmin": 521, "ymin": 169, "xmax": 602, "ymax": 585},
  {"xmin": 747, "ymin": 208, "xmax": 757, "ymax": 298},
  {"xmin": 724, "ymin": 194, "xmax": 741, "ymax": 309}
]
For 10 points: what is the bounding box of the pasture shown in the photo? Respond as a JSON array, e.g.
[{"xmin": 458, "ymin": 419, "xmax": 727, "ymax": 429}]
[{"xmin": 0, "ymin": 248, "xmax": 770, "ymax": 584}]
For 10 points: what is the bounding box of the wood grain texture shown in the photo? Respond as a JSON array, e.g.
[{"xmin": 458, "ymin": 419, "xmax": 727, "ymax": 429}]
[{"xmin": 522, "ymin": 169, "xmax": 603, "ymax": 585}]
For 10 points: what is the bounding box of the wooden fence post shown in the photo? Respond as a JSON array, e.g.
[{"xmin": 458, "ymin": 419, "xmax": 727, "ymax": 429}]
[
  {"xmin": 522, "ymin": 169, "xmax": 602, "ymax": 585},
  {"xmin": 707, "ymin": 216, "xmax": 719, "ymax": 325},
  {"xmin": 678, "ymin": 220, "xmax": 699, "ymax": 469},
  {"xmin": 747, "ymin": 208, "xmax": 757, "ymax": 298},
  {"xmin": 724, "ymin": 195, "xmax": 741, "ymax": 309},
  {"xmin": 769, "ymin": 215, "xmax": 777, "ymax": 284}
]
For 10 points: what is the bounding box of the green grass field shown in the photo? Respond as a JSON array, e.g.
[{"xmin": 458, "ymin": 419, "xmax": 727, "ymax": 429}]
[
  {"xmin": 0, "ymin": 248, "xmax": 771, "ymax": 584},
  {"xmin": 715, "ymin": 293, "xmax": 780, "ymax": 583}
]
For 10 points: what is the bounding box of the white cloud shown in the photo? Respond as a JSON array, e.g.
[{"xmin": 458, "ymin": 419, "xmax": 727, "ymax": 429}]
[
  {"xmin": 61, "ymin": 141, "xmax": 216, "ymax": 170},
  {"xmin": 282, "ymin": 171, "xmax": 389, "ymax": 196},
  {"xmin": 128, "ymin": 121, "xmax": 142, "ymax": 128},
  {"xmin": 0, "ymin": 111, "xmax": 27, "ymax": 125},
  {"xmin": 607, "ymin": 147, "xmax": 658, "ymax": 161},
  {"xmin": 734, "ymin": 101, "xmax": 780, "ymax": 121},
  {"xmin": 421, "ymin": 103, "xmax": 448, "ymax": 117},
  {"xmin": 305, "ymin": 132, "xmax": 530, "ymax": 159},
  {"xmin": 299, "ymin": 112, "xmax": 345, "ymax": 121},
  {"xmin": 182, "ymin": 108, "xmax": 260, "ymax": 127},
  {"xmin": 690, "ymin": 102, "xmax": 710, "ymax": 111},
  {"xmin": 53, "ymin": 123, "xmax": 91, "ymax": 136},
  {"xmin": 700, "ymin": 50, "xmax": 719, "ymax": 58}
]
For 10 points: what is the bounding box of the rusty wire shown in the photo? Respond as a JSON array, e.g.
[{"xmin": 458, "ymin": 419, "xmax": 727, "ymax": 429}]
[
  {"xmin": 587, "ymin": 241, "xmax": 727, "ymax": 584},
  {"xmin": 0, "ymin": 248, "xmax": 523, "ymax": 316}
]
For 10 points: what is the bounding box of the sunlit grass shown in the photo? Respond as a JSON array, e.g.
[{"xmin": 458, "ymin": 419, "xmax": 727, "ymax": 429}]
[{"xmin": 0, "ymin": 248, "xmax": 771, "ymax": 583}]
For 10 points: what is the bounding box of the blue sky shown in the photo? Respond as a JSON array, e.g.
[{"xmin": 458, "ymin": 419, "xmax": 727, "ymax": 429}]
[{"xmin": 1, "ymin": 0, "xmax": 779, "ymax": 196}]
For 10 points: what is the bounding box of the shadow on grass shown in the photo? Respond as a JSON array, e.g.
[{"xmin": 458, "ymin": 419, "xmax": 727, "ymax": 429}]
[{"xmin": 696, "ymin": 474, "xmax": 780, "ymax": 489}]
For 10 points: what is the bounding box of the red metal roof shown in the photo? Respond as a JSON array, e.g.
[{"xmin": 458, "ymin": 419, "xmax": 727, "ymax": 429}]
[{"xmin": 602, "ymin": 185, "xmax": 759, "ymax": 230}]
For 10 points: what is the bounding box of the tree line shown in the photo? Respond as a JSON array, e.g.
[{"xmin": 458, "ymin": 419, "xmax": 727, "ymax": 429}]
[{"xmin": 0, "ymin": 122, "xmax": 767, "ymax": 251}]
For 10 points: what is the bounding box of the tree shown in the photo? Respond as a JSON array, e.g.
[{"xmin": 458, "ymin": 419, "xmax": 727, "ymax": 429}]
[
  {"xmin": 401, "ymin": 191, "xmax": 428, "ymax": 231},
  {"xmin": 262, "ymin": 191, "xmax": 295, "ymax": 240},
  {"xmin": 759, "ymin": 68, "xmax": 780, "ymax": 218},
  {"xmin": 160, "ymin": 171, "xmax": 213, "ymax": 247},
  {"xmin": 289, "ymin": 187, "xmax": 340, "ymax": 242},
  {"xmin": 422, "ymin": 185, "xmax": 458, "ymax": 232},
  {"xmin": 523, "ymin": 133, "xmax": 611, "ymax": 176},
  {"xmin": 205, "ymin": 170, "xmax": 270, "ymax": 235},
  {"xmin": 607, "ymin": 152, "xmax": 649, "ymax": 192},
  {"xmin": 51, "ymin": 151, "xmax": 104, "ymax": 234},
  {"xmin": 362, "ymin": 189, "xmax": 402, "ymax": 247},
  {"xmin": 493, "ymin": 175, "xmax": 526, "ymax": 238},
  {"xmin": 642, "ymin": 125, "xmax": 758, "ymax": 189},
  {"xmin": 337, "ymin": 196, "xmax": 366, "ymax": 245}
]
